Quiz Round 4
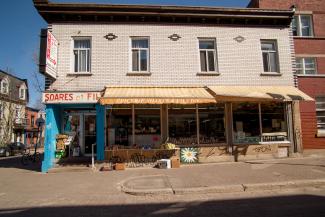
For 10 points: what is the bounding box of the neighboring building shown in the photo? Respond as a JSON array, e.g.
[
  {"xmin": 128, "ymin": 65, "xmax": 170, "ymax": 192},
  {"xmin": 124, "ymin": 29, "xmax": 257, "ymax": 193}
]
[
  {"xmin": 34, "ymin": 0, "xmax": 313, "ymax": 172},
  {"xmin": 248, "ymin": 0, "xmax": 325, "ymax": 149},
  {"xmin": 25, "ymin": 107, "xmax": 40, "ymax": 147},
  {"xmin": 0, "ymin": 69, "xmax": 28, "ymax": 146}
]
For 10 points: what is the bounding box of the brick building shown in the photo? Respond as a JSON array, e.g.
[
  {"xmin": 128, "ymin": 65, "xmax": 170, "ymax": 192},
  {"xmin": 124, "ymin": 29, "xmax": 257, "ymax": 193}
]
[
  {"xmin": 25, "ymin": 107, "xmax": 40, "ymax": 146},
  {"xmin": 248, "ymin": 0, "xmax": 325, "ymax": 149},
  {"xmin": 34, "ymin": 0, "xmax": 312, "ymax": 172}
]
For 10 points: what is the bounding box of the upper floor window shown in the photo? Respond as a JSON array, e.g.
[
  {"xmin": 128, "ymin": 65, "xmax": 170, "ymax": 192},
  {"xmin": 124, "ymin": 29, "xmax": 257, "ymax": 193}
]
[
  {"xmin": 316, "ymin": 96, "xmax": 325, "ymax": 134},
  {"xmin": 131, "ymin": 38, "xmax": 149, "ymax": 72},
  {"xmin": 295, "ymin": 57, "xmax": 317, "ymax": 75},
  {"xmin": 19, "ymin": 87, "xmax": 26, "ymax": 100},
  {"xmin": 73, "ymin": 38, "xmax": 91, "ymax": 73},
  {"xmin": 1, "ymin": 78, "xmax": 9, "ymax": 94},
  {"xmin": 261, "ymin": 40, "xmax": 279, "ymax": 73},
  {"xmin": 31, "ymin": 115, "xmax": 35, "ymax": 126},
  {"xmin": 292, "ymin": 15, "xmax": 313, "ymax": 37},
  {"xmin": 199, "ymin": 39, "xmax": 217, "ymax": 72}
]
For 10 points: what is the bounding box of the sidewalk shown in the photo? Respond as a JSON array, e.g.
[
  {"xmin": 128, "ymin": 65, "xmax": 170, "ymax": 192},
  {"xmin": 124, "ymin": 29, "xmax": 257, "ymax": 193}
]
[{"xmin": 119, "ymin": 156, "xmax": 325, "ymax": 195}]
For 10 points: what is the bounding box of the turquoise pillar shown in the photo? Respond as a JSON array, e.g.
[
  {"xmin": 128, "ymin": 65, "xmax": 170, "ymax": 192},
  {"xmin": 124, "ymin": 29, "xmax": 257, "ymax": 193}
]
[
  {"xmin": 96, "ymin": 104, "xmax": 105, "ymax": 161},
  {"xmin": 41, "ymin": 105, "xmax": 61, "ymax": 173}
]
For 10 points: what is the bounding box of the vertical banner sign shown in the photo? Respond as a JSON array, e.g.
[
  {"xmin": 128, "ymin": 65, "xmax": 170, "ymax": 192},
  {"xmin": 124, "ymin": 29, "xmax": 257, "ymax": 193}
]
[{"xmin": 45, "ymin": 31, "xmax": 58, "ymax": 79}]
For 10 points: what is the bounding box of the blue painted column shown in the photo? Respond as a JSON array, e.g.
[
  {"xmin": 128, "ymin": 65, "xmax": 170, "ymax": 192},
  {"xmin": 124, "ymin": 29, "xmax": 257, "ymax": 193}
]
[
  {"xmin": 96, "ymin": 104, "xmax": 105, "ymax": 161},
  {"xmin": 41, "ymin": 104, "xmax": 61, "ymax": 173}
]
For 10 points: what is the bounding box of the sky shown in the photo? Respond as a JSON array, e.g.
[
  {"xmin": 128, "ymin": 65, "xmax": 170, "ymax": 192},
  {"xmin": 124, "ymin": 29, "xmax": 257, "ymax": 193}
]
[{"xmin": 0, "ymin": 0, "xmax": 250, "ymax": 108}]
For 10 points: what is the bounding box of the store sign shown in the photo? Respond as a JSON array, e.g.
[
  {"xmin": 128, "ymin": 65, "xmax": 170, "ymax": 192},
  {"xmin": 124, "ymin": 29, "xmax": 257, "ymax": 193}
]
[
  {"xmin": 39, "ymin": 29, "xmax": 58, "ymax": 79},
  {"xmin": 43, "ymin": 92, "xmax": 101, "ymax": 104},
  {"xmin": 46, "ymin": 31, "xmax": 58, "ymax": 77}
]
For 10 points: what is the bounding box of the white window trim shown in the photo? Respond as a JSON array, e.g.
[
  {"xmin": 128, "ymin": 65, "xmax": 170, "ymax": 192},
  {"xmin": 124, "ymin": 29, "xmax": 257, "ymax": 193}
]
[
  {"xmin": 0, "ymin": 78, "xmax": 9, "ymax": 95},
  {"xmin": 198, "ymin": 38, "xmax": 218, "ymax": 73},
  {"xmin": 295, "ymin": 57, "xmax": 317, "ymax": 75},
  {"xmin": 316, "ymin": 96, "xmax": 325, "ymax": 136},
  {"xmin": 19, "ymin": 86, "xmax": 26, "ymax": 100},
  {"xmin": 129, "ymin": 37, "xmax": 150, "ymax": 74},
  {"xmin": 71, "ymin": 37, "xmax": 92, "ymax": 74},
  {"xmin": 261, "ymin": 40, "xmax": 280, "ymax": 74},
  {"xmin": 293, "ymin": 14, "xmax": 314, "ymax": 37}
]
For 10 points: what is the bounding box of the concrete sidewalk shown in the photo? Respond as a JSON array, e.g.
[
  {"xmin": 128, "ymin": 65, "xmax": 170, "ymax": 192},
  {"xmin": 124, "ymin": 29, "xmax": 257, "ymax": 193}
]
[{"xmin": 119, "ymin": 156, "xmax": 325, "ymax": 195}]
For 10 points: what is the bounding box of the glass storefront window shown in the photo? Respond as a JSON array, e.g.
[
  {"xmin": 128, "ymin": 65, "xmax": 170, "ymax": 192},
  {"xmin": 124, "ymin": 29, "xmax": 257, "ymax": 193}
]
[
  {"xmin": 168, "ymin": 105, "xmax": 197, "ymax": 145},
  {"xmin": 107, "ymin": 105, "xmax": 132, "ymax": 146},
  {"xmin": 134, "ymin": 105, "xmax": 161, "ymax": 147},
  {"xmin": 261, "ymin": 102, "xmax": 288, "ymax": 142},
  {"xmin": 198, "ymin": 104, "xmax": 225, "ymax": 144},
  {"xmin": 232, "ymin": 103, "xmax": 260, "ymax": 144}
]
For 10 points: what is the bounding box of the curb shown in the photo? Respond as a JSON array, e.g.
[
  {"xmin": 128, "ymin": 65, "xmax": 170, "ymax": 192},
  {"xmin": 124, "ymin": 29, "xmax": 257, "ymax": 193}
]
[{"xmin": 120, "ymin": 178, "xmax": 325, "ymax": 196}]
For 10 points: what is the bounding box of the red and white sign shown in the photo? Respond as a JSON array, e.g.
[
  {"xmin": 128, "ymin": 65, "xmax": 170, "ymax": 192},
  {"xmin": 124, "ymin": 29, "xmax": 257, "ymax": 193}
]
[
  {"xmin": 43, "ymin": 92, "xmax": 101, "ymax": 104},
  {"xmin": 46, "ymin": 31, "xmax": 58, "ymax": 79}
]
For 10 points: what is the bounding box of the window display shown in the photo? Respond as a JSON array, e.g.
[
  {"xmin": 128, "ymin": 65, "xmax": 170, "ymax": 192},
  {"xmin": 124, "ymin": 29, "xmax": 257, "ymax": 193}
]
[
  {"xmin": 198, "ymin": 104, "xmax": 225, "ymax": 144},
  {"xmin": 261, "ymin": 102, "xmax": 288, "ymax": 142},
  {"xmin": 107, "ymin": 105, "xmax": 132, "ymax": 146},
  {"xmin": 134, "ymin": 105, "xmax": 161, "ymax": 147},
  {"xmin": 168, "ymin": 105, "xmax": 197, "ymax": 145},
  {"xmin": 232, "ymin": 103, "xmax": 260, "ymax": 143}
]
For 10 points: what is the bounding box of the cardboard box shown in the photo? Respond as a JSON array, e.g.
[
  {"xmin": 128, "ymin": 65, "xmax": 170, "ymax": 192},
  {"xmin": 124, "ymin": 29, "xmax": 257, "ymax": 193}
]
[
  {"xmin": 171, "ymin": 158, "xmax": 180, "ymax": 168},
  {"xmin": 114, "ymin": 163, "xmax": 125, "ymax": 171}
]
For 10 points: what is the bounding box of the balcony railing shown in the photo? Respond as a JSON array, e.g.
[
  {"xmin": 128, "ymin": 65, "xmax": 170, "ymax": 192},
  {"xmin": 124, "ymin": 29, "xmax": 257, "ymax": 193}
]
[{"xmin": 14, "ymin": 118, "xmax": 28, "ymax": 127}]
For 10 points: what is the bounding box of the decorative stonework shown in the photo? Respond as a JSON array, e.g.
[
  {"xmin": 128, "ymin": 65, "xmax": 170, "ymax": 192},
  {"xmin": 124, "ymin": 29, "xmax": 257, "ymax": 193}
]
[
  {"xmin": 104, "ymin": 33, "xmax": 118, "ymax": 40},
  {"xmin": 168, "ymin": 34, "xmax": 181, "ymax": 41},
  {"xmin": 233, "ymin": 35, "xmax": 245, "ymax": 43}
]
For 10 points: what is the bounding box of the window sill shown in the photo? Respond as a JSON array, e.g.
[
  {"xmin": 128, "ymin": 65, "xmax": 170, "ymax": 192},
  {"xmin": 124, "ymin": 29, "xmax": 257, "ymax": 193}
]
[
  {"xmin": 67, "ymin": 72, "xmax": 93, "ymax": 76},
  {"xmin": 127, "ymin": 72, "xmax": 151, "ymax": 76},
  {"xmin": 317, "ymin": 131, "xmax": 325, "ymax": 138},
  {"xmin": 260, "ymin": 72, "xmax": 282, "ymax": 76},
  {"xmin": 295, "ymin": 74, "xmax": 325, "ymax": 78},
  {"xmin": 259, "ymin": 141, "xmax": 291, "ymax": 145},
  {"xmin": 196, "ymin": 72, "xmax": 220, "ymax": 76}
]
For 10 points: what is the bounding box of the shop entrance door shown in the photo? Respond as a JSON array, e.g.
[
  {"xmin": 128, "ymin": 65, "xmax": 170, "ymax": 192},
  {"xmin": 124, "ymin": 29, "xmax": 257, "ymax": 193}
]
[
  {"xmin": 84, "ymin": 114, "xmax": 96, "ymax": 155},
  {"xmin": 63, "ymin": 114, "xmax": 83, "ymax": 156}
]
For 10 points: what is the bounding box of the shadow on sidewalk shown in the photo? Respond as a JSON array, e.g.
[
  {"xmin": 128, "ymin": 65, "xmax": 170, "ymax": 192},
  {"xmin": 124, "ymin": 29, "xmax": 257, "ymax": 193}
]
[
  {"xmin": 0, "ymin": 194, "xmax": 324, "ymax": 217},
  {"xmin": 0, "ymin": 154, "xmax": 43, "ymax": 172}
]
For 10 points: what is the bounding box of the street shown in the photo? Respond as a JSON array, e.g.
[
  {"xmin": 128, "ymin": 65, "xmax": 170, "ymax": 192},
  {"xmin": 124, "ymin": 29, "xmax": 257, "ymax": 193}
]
[{"xmin": 0, "ymin": 155, "xmax": 325, "ymax": 217}]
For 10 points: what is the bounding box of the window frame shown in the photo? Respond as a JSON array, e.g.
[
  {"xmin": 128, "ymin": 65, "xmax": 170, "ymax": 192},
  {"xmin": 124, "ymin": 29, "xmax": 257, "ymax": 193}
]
[
  {"xmin": 72, "ymin": 37, "xmax": 92, "ymax": 74},
  {"xmin": 0, "ymin": 78, "xmax": 9, "ymax": 95},
  {"xmin": 19, "ymin": 86, "xmax": 25, "ymax": 100},
  {"xmin": 292, "ymin": 14, "xmax": 314, "ymax": 37},
  {"xmin": 261, "ymin": 40, "xmax": 280, "ymax": 74},
  {"xmin": 316, "ymin": 96, "xmax": 325, "ymax": 135},
  {"xmin": 295, "ymin": 57, "xmax": 317, "ymax": 75},
  {"xmin": 130, "ymin": 37, "xmax": 150, "ymax": 73},
  {"xmin": 198, "ymin": 38, "xmax": 218, "ymax": 73}
]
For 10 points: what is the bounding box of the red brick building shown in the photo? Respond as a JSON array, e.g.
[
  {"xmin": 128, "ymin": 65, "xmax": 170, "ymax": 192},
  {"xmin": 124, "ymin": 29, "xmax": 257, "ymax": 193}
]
[
  {"xmin": 248, "ymin": 0, "xmax": 325, "ymax": 149},
  {"xmin": 25, "ymin": 107, "xmax": 40, "ymax": 146}
]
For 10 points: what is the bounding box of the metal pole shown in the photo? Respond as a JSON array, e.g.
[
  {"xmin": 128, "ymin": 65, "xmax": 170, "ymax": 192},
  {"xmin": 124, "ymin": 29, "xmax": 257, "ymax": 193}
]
[
  {"xmin": 258, "ymin": 103, "xmax": 263, "ymax": 142},
  {"xmin": 132, "ymin": 104, "xmax": 135, "ymax": 145},
  {"xmin": 196, "ymin": 104, "xmax": 200, "ymax": 145}
]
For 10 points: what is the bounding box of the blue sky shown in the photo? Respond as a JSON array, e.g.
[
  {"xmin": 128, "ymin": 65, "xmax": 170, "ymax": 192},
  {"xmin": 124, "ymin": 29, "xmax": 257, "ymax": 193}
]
[{"xmin": 0, "ymin": 0, "xmax": 249, "ymax": 108}]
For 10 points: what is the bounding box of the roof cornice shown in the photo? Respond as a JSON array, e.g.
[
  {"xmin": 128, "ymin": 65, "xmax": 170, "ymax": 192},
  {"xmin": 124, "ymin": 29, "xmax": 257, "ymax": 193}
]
[{"xmin": 33, "ymin": 0, "xmax": 294, "ymax": 27}]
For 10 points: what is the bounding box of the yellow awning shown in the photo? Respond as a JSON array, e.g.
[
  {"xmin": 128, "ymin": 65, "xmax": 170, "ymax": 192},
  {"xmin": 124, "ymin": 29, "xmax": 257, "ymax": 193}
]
[
  {"xmin": 207, "ymin": 86, "xmax": 314, "ymax": 102},
  {"xmin": 99, "ymin": 86, "xmax": 216, "ymax": 105}
]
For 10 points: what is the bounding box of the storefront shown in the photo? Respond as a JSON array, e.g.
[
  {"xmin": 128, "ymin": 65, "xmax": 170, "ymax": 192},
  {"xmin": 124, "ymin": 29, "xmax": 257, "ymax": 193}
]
[{"xmin": 41, "ymin": 86, "xmax": 313, "ymax": 172}]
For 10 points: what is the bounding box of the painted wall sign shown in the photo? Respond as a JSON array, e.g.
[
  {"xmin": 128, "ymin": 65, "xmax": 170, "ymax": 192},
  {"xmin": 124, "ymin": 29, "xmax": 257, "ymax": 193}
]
[{"xmin": 42, "ymin": 92, "xmax": 101, "ymax": 104}]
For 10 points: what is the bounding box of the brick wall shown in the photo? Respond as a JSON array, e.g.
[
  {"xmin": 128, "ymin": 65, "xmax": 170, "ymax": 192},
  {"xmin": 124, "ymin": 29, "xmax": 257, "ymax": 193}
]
[
  {"xmin": 50, "ymin": 24, "xmax": 294, "ymax": 91},
  {"xmin": 298, "ymin": 77, "xmax": 325, "ymax": 149}
]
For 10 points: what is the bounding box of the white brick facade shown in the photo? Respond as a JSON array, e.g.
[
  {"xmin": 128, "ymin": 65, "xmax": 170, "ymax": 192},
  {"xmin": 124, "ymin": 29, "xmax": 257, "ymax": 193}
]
[{"xmin": 50, "ymin": 23, "xmax": 294, "ymax": 91}]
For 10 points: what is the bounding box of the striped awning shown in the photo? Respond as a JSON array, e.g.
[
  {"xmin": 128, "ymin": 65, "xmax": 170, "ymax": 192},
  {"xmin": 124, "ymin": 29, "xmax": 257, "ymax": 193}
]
[
  {"xmin": 99, "ymin": 86, "xmax": 216, "ymax": 105},
  {"xmin": 207, "ymin": 86, "xmax": 314, "ymax": 102}
]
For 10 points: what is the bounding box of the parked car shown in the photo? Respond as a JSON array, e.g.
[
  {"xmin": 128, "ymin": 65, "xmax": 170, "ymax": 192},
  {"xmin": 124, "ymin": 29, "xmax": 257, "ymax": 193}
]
[
  {"xmin": 0, "ymin": 146, "xmax": 11, "ymax": 157},
  {"xmin": 5, "ymin": 142, "xmax": 26, "ymax": 156}
]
